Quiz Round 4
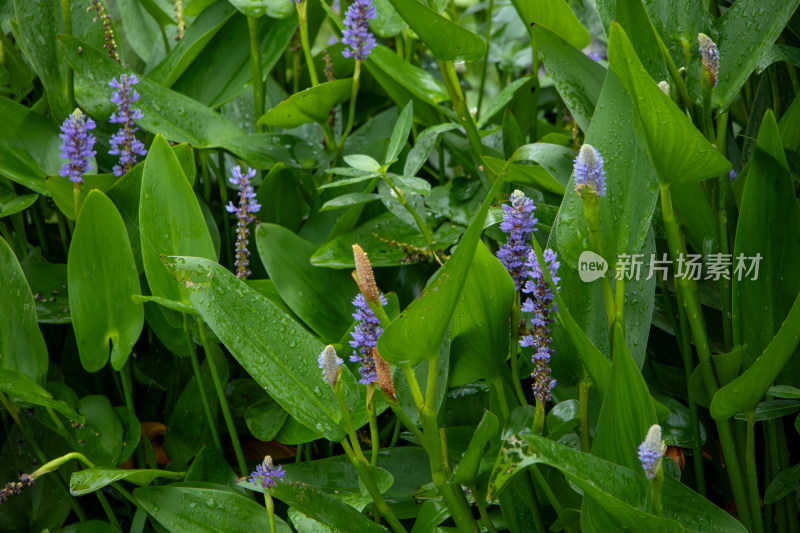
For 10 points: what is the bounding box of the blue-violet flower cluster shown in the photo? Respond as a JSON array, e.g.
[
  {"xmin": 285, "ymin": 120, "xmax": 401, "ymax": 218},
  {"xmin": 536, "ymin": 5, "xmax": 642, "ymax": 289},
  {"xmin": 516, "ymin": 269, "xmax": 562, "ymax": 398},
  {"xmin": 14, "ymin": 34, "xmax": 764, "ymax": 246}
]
[
  {"xmin": 349, "ymin": 293, "xmax": 387, "ymax": 384},
  {"xmin": 497, "ymin": 190, "xmax": 537, "ymax": 289},
  {"xmin": 225, "ymin": 166, "xmax": 261, "ymax": 279},
  {"xmin": 59, "ymin": 109, "xmax": 97, "ymax": 184},
  {"xmin": 109, "ymin": 74, "xmax": 146, "ymax": 176},
  {"xmin": 520, "ymin": 248, "xmax": 560, "ymax": 403},
  {"xmin": 248, "ymin": 456, "xmax": 285, "ymax": 489},
  {"xmin": 638, "ymin": 424, "xmax": 665, "ymax": 480},
  {"xmin": 573, "ymin": 144, "xmax": 606, "ymax": 197},
  {"xmin": 341, "ymin": 0, "xmax": 376, "ymax": 60},
  {"xmin": 698, "ymin": 33, "xmax": 719, "ymax": 88}
]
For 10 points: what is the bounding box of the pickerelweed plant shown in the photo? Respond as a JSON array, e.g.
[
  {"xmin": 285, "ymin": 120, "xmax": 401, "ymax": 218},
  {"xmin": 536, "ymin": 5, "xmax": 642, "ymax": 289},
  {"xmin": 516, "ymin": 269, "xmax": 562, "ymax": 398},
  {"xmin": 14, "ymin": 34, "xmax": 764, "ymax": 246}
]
[{"xmin": 1, "ymin": 1, "xmax": 799, "ymax": 532}]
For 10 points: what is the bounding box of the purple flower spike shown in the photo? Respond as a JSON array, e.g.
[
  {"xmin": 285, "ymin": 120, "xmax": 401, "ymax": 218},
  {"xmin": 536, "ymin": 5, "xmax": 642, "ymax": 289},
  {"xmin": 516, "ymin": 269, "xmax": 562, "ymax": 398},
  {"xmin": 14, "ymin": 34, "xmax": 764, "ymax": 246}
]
[
  {"xmin": 225, "ymin": 166, "xmax": 261, "ymax": 279},
  {"xmin": 573, "ymin": 144, "xmax": 606, "ymax": 197},
  {"xmin": 638, "ymin": 425, "xmax": 664, "ymax": 480},
  {"xmin": 519, "ymin": 248, "xmax": 560, "ymax": 404},
  {"xmin": 349, "ymin": 293, "xmax": 387, "ymax": 384},
  {"xmin": 59, "ymin": 109, "xmax": 97, "ymax": 184},
  {"xmin": 248, "ymin": 456, "xmax": 285, "ymax": 489},
  {"xmin": 497, "ymin": 190, "xmax": 537, "ymax": 289},
  {"xmin": 341, "ymin": 0, "xmax": 377, "ymax": 61},
  {"xmin": 109, "ymin": 74, "xmax": 146, "ymax": 176}
]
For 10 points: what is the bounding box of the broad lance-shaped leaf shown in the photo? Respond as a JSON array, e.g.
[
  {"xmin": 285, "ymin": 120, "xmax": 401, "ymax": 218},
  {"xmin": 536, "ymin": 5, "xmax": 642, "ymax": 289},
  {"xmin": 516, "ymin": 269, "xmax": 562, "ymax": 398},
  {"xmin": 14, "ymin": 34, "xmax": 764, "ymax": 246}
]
[
  {"xmin": 165, "ymin": 256, "xmax": 354, "ymax": 441},
  {"xmin": 488, "ymin": 433, "xmax": 746, "ymax": 532},
  {"xmin": 0, "ymin": 236, "xmax": 48, "ymax": 384},
  {"xmin": 140, "ymin": 135, "xmax": 216, "ymax": 307},
  {"xmin": 713, "ymin": 0, "xmax": 800, "ymax": 110},
  {"xmin": 134, "ymin": 486, "xmax": 291, "ymax": 533},
  {"xmin": 0, "ymin": 368, "xmax": 84, "ymax": 423},
  {"xmin": 68, "ymin": 190, "xmax": 144, "ymax": 372},
  {"xmin": 531, "ymin": 24, "xmax": 605, "ymax": 134},
  {"xmin": 227, "ymin": 0, "xmax": 294, "ymax": 18},
  {"xmin": 711, "ymin": 291, "xmax": 800, "ymax": 420},
  {"xmin": 731, "ymin": 110, "xmax": 800, "ymax": 368},
  {"xmin": 377, "ymin": 175, "xmax": 505, "ymax": 366},
  {"xmin": 512, "ymin": 0, "xmax": 590, "ymax": 50},
  {"xmin": 384, "ymin": 0, "xmax": 486, "ymax": 62},
  {"xmin": 608, "ymin": 23, "xmax": 730, "ymax": 184},
  {"xmin": 259, "ymin": 79, "xmax": 354, "ymax": 129},
  {"xmin": 70, "ymin": 467, "xmax": 184, "ymax": 496}
]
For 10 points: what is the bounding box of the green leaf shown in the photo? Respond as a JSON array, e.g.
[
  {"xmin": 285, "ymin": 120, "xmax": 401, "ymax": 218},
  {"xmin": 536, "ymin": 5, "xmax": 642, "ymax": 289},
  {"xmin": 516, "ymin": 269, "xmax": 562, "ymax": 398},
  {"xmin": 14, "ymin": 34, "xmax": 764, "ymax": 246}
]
[
  {"xmin": 732, "ymin": 400, "xmax": 800, "ymax": 422},
  {"xmin": 385, "ymin": 101, "xmax": 413, "ymax": 165},
  {"xmin": 608, "ymin": 23, "xmax": 730, "ymax": 184},
  {"xmin": 134, "ymin": 485, "xmax": 276, "ymax": 532},
  {"xmin": 0, "ymin": 369, "xmax": 84, "ymax": 422},
  {"xmin": 488, "ymin": 434, "xmax": 681, "ymax": 532},
  {"xmin": 366, "ymin": 46, "xmax": 449, "ymax": 106},
  {"xmin": 244, "ymin": 401, "xmax": 288, "ymax": 441},
  {"xmin": 591, "ymin": 322, "xmax": 657, "ymax": 471},
  {"xmin": 259, "ymin": 79, "xmax": 354, "ymax": 128},
  {"xmin": 510, "ymin": 142, "xmax": 578, "ymax": 190},
  {"xmin": 513, "ymin": 0, "xmax": 591, "ymax": 49},
  {"xmin": 255, "ymin": 224, "xmax": 355, "ymax": 341},
  {"xmin": 71, "ymin": 395, "xmax": 124, "ymax": 467},
  {"xmin": 383, "ymin": 0, "xmax": 486, "ymax": 62},
  {"xmin": 320, "ymin": 193, "xmax": 387, "ymax": 211},
  {"xmin": 0, "ymin": 237, "xmax": 48, "ymax": 384},
  {"xmin": 344, "ymin": 154, "xmax": 383, "ymax": 173},
  {"xmin": 147, "ymin": 2, "xmax": 237, "ymax": 87},
  {"xmin": 240, "ymin": 478, "xmax": 389, "ymax": 532},
  {"xmin": 764, "ymin": 464, "xmax": 800, "ymax": 504},
  {"xmin": 450, "ymin": 243, "xmax": 514, "ymax": 387},
  {"xmin": 768, "ymin": 385, "xmax": 800, "ymax": 400},
  {"xmin": 404, "ymin": 123, "xmax": 459, "ymax": 177},
  {"xmin": 310, "ymin": 212, "xmax": 430, "ymax": 268},
  {"xmin": 70, "ymin": 467, "xmax": 184, "ymax": 496},
  {"xmin": 140, "ymin": 135, "xmax": 216, "ymax": 306},
  {"xmin": 713, "ymin": 0, "xmax": 800, "ymax": 110},
  {"xmin": 476, "ymin": 77, "xmax": 533, "ymax": 129},
  {"xmin": 0, "ymin": 193, "xmax": 38, "ymax": 218},
  {"xmin": 731, "ymin": 110, "xmax": 800, "ymax": 366},
  {"xmin": 68, "ymin": 191, "xmax": 143, "ymax": 372},
  {"xmin": 452, "ymin": 410, "xmax": 500, "ymax": 485},
  {"xmin": 377, "ymin": 176, "xmax": 505, "ymax": 365},
  {"xmin": 0, "ymin": 97, "xmax": 62, "ymax": 194},
  {"xmin": 227, "ymin": 0, "xmax": 294, "ymax": 18},
  {"xmin": 165, "ymin": 256, "xmax": 349, "ymax": 441},
  {"xmin": 13, "ymin": 0, "xmax": 69, "ymax": 118},
  {"xmin": 371, "ymin": 0, "xmax": 406, "ymax": 38},
  {"xmin": 393, "ymin": 175, "xmax": 431, "ymax": 196}
]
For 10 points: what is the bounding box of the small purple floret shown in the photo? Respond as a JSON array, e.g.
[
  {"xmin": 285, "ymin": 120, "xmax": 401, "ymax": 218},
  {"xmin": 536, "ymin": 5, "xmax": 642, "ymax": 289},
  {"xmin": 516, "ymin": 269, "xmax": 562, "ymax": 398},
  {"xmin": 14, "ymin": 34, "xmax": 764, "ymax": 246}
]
[
  {"xmin": 109, "ymin": 74, "xmax": 146, "ymax": 177},
  {"xmin": 225, "ymin": 167, "xmax": 261, "ymax": 279}
]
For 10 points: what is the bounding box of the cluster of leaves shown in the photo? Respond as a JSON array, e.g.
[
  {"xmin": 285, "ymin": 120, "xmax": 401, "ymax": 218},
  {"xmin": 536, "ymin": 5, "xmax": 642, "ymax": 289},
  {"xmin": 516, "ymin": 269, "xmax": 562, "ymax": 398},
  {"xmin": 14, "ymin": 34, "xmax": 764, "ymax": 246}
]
[{"xmin": 1, "ymin": 0, "xmax": 800, "ymax": 532}]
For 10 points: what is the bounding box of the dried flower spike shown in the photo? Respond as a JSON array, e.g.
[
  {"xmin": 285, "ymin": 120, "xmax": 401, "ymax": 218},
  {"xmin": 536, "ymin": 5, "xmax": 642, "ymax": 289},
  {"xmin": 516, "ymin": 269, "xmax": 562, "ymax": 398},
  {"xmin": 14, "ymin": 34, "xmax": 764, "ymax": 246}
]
[
  {"xmin": 373, "ymin": 348, "xmax": 395, "ymax": 400},
  {"xmin": 248, "ymin": 456, "xmax": 285, "ymax": 489},
  {"xmin": 225, "ymin": 167, "xmax": 261, "ymax": 279},
  {"xmin": 318, "ymin": 345, "xmax": 343, "ymax": 387},
  {"xmin": 353, "ymin": 244, "xmax": 380, "ymax": 303},
  {"xmin": 175, "ymin": 0, "xmax": 185, "ymax": 40},
  {"xmin": 342, "ymin": 0, "xmax": 377, "ymax": 60},
  {"xmin": 350, "ymin": 293, "xmax": 387, "ymax": 384},
  {"xmin": 109, "ymin": 74, "xmax": 147, "ymax": 177},
  {"xmin": 573, "ymin": 144, "xmax": 606, "ymax": 197},
  {"xmin": 638, "ymin": 424, "xmax": 665, "ymax": 480},
  {"xmin": 497, "ymin": 190, "xmax": 537, "ymax": 289},
  {"xmin": 520, "ymin": 248, "xmax": 560, "ymax": 404},
  {"xmin": 698, "ymin": 33, "xmax": 719, "ymax": 88},
  {"xmin": 0, "ymin": 473, "xmax": 35, "ymax": 504},
  {"xmin": 90, "ymin": 0, "xmax": 119, "ymax": 62},
  {"xmin": 59, "ymin": 109, "xmax": 97, "ymax": 184}
]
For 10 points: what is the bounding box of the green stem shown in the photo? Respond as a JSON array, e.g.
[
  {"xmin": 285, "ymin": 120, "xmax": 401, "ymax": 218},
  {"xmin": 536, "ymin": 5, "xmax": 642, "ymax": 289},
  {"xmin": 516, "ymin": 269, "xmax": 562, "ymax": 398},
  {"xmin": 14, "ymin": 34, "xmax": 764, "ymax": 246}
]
[
  {"xmin": 340, "ymin": 439, "xmax": 408, "ymax": 533},
  {"xmin": 715, "ymin": 112, "xmax": 733, "ymax": 350},
  {"xmin": 266, "ymin": 493, "xmax": 277, "ymax": 533},
  {"xmin": 56, "ymin": 211, "xmax": 70, "ymax": 258},
  {"xmin": 120, "ymin": 361, "xmax": 147, "ymax": 470},
  {"xmin": 383, "ymin": 394, "xmax": 425, "ymax": 447},
  {"xmin": 476, "ymin": 0, "xmax": 494, "ymax": 121},
  {"xmin": 366, "ymin": 385, "xmax": 380, "ymax": 466},
  {"xmin": 0, "ymin": 392, "xmax": 88, "ymax": 521},
  {"xmin": 197, "ymin": 321, "xmax": 247, "ymax": 476},
  {"xmin": 296, "ymin": 0, "xmax": 319, "ymax": 86},
  {"xmin": 491, "ymin": 378, "xmax": 511, "ymax": 422},
  {"xmin": 337, "ymin": 60, "xmax": 361, "ymax": 151},
  {"xmin": 60, "ymin": 0, "xmax": 74, "ymax": 107},
  {"xmin": 32, "ymin": 200, "xmax": 51, "ymax": 258},
  {"xmin": 73, "ymin": 182, "xmax": 82, "ymax": 220},
  {"xmin": 183, "ymin": 314, "xmax": 222, "ymax": 450},
  {"xmin": 382, "ymin": 171, "xmax": 439, "ymax": 260},
  {"xmin": 333, "ymin": 380, "xmax": 367, "ymax": 463},
  {"xmin": 247, "ymin": 16, "xmax": 265, "ymax": 132},
  {"xmin": 581, "ymin": 191, "xmax": 616, "ymax": 325},
  {"xmin": 472, "ymin": 485, "xmax": 500, "ymax": 533},
  {"xmin": 579, "ymin": 368, "xmax": 592, "ymax": 453},
  {"xmin": 746, "ymin": 412, "xmax": 764, "ymax": 533},
  {"xmin": 509, "ymin": 292, "xmax": 528, "ymax": 406},
  {"xmin": 529, "ymin": 464, "xmax": 563, "ymax": 517},
  {"xmin": 660, "ymin": 183, "xmax": 753, "ymax": 530}
]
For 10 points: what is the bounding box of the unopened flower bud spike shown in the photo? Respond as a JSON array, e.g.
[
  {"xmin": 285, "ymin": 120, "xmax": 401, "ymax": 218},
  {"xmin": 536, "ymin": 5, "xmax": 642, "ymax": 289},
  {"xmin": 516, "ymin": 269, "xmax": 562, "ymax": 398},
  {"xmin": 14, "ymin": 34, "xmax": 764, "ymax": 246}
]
[{"xmin": 639, "ymin": 424, "xmax": 666, "ymax": 515}]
